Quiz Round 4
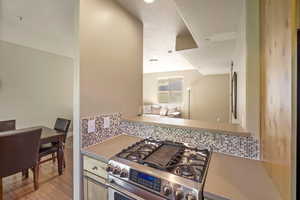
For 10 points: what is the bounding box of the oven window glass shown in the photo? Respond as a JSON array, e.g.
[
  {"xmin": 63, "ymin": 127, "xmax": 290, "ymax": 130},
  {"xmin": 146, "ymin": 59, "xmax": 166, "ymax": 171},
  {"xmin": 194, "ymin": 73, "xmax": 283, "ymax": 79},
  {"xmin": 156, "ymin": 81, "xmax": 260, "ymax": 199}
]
[{"xmin": 114, "ymin": 192, "xmax": 132, "ymax": 200}]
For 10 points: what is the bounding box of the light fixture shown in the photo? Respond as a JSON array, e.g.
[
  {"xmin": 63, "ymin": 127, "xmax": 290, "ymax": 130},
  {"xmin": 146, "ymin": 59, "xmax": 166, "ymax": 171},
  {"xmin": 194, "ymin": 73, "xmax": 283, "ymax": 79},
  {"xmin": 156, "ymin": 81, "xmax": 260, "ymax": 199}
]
[
  {"xmin": 149, "ymin": 58, "xmax": 159, "ymax": 62},
  {"xmin": 144, "ymin": 0, "xmax": 155, "ymax": 4}
]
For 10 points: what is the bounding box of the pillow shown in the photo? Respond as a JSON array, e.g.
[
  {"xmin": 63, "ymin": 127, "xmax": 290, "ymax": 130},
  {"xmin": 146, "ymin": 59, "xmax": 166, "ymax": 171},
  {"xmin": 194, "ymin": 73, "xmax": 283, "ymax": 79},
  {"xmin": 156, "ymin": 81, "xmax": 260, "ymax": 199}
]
[
  {"xmin": 168, "ymin": 111, "xmax": 181, "ymax": 117},
  {"xmin": 160, "ymin": 107, "xmax": 168, "ymax": 116},
  {"xmin": 143, "ymin": 105, "xmax": 152, "ymax": 114},
  {"xmin": 168, "ymin": 106, "xmax": 178, "ymax": 114},
  {"xmin": 151, "ymin": 105, "xmax": 161, "ymax": 115}
]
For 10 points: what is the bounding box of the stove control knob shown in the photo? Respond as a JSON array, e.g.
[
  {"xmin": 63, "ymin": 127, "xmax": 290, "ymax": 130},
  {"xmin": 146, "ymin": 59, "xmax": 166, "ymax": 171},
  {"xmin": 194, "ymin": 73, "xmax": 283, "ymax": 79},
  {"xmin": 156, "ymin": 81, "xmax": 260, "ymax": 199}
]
[
  {"xmin": 175, "ymin": 190, "xmax": 184, "ymax": 200},
  {"xmin": 185, "ymin": 193, "xmax": 196, "ymax": 200},
  {"xmin": 163, "ymin": 185, "xmax": 172, "ymax": 196},
  {"xmin": 120, "ymin": 169, "xmax": 128, "ymax": 178},
  {"xmin": 112, "ymin": 167, "xmax": 121, "ymax": 175},
  {"xmin": 106, "ymin": 165, "xmax": 113, "ymax": 172}
]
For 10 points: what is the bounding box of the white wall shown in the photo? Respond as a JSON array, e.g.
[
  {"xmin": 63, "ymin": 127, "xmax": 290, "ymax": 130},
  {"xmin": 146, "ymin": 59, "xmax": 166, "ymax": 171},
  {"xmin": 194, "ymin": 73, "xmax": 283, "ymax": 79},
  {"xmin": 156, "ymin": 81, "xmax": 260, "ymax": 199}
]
[
  {"xmin": 231, "ymin": 0, "xmax": 247, "ymax": 127},
  {"xmin": 0, "ymin": 40, "xmax": 74, "ymax": 129},
  {"xmin": 231, "ymin": 0, "xmax": 260, "ymax": 137},
  {"xmin": 143, "ymin": 70, "xmax": 230, "ymax": 123},
  {"xmin": 80, "ymin": 0, "xmax": 143, "ymax": 118}
]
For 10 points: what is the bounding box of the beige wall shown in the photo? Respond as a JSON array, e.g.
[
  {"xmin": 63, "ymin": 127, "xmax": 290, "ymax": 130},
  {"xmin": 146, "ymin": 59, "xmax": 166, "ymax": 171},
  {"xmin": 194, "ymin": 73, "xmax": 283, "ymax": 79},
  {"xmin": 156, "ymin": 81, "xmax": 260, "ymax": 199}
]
[
  {"xmin": 245, "ymin": 0, "xmax": 260, "ymax": 138},
  {"xmin": 80, "ymin": 0, "xmax": 143, "ymax": 118},
  {"xmin": 0, "ymin": 40, "xmax": 74, "ymax": 129},
  {"xmin": 143, "ymin": 70, "xmax": 230, "ymax": 123}
]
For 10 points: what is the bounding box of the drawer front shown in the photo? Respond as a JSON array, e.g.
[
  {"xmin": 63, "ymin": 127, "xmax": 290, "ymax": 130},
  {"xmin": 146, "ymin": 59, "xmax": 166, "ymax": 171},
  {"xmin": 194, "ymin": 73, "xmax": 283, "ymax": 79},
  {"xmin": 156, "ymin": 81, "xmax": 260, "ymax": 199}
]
[{"xmin": 83, "ymin": 156, "xmax": 107, "ymax": 179}]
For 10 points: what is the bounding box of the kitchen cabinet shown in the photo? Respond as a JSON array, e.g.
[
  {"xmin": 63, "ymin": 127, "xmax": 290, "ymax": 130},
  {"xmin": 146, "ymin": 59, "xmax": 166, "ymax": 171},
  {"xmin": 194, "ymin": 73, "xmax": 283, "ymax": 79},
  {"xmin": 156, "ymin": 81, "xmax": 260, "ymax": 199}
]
[
  {"xmin": 83, "ymin": 155, "xmax": 108, "ymax": 200},
  {"xmin": 84, "ymin": 176, "xmax": 108, "ymax": 200}
]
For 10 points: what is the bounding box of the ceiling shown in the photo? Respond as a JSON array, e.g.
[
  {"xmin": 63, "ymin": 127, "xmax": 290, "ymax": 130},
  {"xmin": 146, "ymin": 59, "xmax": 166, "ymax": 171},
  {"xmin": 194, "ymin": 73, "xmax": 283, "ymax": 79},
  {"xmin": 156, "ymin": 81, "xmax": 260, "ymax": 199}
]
[
  {"xmin": 0, "ymin": 0, "xmax": 75, "ymax": 58},
  {"xmin": 118, "ymin": 0, "xmax": 243, "ymax": 75},
  {"xmin": 117, "ymin": 0, "xmax": 195, "ymax": 74},
  {"xmin": 174, "ymin": 0, "xmax": 243, "ymax": 75},
  {"xmin": 0, "ymin": 0, "xmax": 243, "ymax": 70}
]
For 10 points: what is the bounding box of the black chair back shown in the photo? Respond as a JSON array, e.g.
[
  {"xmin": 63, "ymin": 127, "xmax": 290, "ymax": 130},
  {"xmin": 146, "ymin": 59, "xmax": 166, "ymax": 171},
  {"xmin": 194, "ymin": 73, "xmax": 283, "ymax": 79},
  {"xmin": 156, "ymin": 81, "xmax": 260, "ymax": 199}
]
[
  {"xmin": 0, "ymin": 128, "xmax": 42, "ymax": 177},
  {"xmin": 0, "ymin": 120, "xmax": 16, "ymax": 132},
  {"xmin": 54, "ymin": 118, "xmax": 71, "ymax": 143}
]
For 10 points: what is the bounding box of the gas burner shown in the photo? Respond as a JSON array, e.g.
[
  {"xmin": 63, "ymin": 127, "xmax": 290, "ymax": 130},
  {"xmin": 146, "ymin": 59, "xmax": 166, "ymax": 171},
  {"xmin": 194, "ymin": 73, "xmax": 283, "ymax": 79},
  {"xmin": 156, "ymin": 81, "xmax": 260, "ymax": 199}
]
[
  {"xmin": 174, "ymin": 165, "xmax": 195, "ymax": 178},
  {"xmin": 127, "ymin": 152, "xmax": 147, "ymax": 161},
  {"xmin": 138, "ymin": 144, "xmax": 157, "ymax": 152}
]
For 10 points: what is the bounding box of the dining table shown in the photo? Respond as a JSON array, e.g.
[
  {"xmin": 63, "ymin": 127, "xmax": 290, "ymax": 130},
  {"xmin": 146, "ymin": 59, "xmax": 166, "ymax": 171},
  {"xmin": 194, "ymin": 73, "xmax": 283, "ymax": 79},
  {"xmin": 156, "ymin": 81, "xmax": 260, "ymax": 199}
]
[{"xmin": 0, "ymin": 125, "xmax": 66, "ymax": 200}]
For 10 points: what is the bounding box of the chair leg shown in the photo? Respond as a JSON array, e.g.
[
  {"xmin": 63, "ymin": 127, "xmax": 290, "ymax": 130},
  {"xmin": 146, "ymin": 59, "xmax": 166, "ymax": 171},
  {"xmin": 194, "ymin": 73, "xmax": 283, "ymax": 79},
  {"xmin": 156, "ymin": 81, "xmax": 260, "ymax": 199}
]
[
  {"xmin": 52, "ymin": 153, "xmax": 56, "ymax": 163},
  {"xmin": 32, "ymin": 165, "xmax": 40, "ymax": 190},
  {"xmin": 22, "ymin": 169, "xmax": 29, "ymax": 179},
  {"xmin": 0, "ymin": 177, "xmax": 3, "ymax": 200},
  {"xmin": 63, "ymin": 156, "xmax": 66, "ymax": 168}
]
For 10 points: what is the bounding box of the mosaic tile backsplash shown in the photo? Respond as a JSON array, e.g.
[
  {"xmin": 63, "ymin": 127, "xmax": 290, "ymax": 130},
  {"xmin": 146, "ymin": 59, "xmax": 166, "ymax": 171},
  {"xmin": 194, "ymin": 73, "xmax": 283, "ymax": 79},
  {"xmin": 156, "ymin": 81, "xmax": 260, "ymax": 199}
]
[
  {"xmin": 81, "ymin": 113, "xmax": 121, "ymax": 148},
  {"xmin": 81, "ymin": 114, "xmax": 260, "ymax": 160},
  {"xmin": 119, "ymin": 121, "xmax": 260, "ymax": 160}
]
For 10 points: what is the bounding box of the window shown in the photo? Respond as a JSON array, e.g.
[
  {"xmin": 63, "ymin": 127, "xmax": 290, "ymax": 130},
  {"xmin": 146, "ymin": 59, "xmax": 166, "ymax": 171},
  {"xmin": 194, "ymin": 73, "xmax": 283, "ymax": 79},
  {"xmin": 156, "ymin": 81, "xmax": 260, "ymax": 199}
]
[{"xmin": 157, "ymin": 77, "xmax": 183, "ymax": 104}]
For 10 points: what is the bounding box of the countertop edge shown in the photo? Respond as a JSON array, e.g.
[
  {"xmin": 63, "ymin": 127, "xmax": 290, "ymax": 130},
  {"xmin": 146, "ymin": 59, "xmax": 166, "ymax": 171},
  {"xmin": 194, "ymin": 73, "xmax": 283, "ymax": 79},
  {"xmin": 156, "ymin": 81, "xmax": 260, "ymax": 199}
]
[
  {"xmin": 204, "ymin": 192, "xmax": 231, "ymax": 200},
  {"xmin": 81, "ymin": 149, "xmax": 109, "ymax": 163}
]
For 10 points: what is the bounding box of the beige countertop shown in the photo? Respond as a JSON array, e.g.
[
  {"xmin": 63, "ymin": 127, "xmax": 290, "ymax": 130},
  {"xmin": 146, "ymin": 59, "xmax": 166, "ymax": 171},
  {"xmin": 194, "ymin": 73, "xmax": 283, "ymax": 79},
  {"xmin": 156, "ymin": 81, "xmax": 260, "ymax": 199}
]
[
  {"xmin": 205, "ymin": 153, "xmax": 281, "ymax": 200},
  {"xmin": 82, "ymin": 134, "xmax": 142, "ymax": 162},
  {"xmin": 123, "ymin": 116, "xmax": 251, "ymax": 137},
  {"xmin": 82, "ymin": 134, "xmax": 281, "ymax": 200}
]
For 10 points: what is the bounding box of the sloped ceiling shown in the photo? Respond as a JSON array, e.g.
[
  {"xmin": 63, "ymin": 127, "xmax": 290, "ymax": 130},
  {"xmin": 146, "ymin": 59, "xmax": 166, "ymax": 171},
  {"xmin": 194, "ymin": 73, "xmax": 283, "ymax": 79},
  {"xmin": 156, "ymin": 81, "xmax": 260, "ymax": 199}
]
[
  {"xmin": 117, "ymin": 0, "xmax": 243, "ymax": 75},
  {"xmin": 174, "ymin": 0, "xmax": 243, "ymax": 75},
  {"xmin": 117, "ymin": 0, "xmax": 195, "ymax": 73},
  {"xmin": 0, "ymin": 0, "xmax": 75, "ymax": 58}
]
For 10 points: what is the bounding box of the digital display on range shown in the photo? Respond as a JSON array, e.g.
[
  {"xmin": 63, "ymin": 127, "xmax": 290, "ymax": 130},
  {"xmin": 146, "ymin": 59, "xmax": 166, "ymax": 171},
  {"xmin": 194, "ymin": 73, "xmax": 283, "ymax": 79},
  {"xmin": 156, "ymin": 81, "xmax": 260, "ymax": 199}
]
[
  {"xmin": 138, "ymin": 172, "xmax": 155, "ymax": 181},
  {"xmin": 129, "ymin": 169, "xmax": 161, "ymax": 192}
]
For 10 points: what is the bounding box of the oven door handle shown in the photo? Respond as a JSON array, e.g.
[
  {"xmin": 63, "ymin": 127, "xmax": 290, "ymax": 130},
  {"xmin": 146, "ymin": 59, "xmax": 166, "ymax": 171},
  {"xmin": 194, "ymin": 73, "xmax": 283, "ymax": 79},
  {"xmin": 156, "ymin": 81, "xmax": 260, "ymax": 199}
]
[
  {"xmin": 109, "ymin": 180, "xmax": 145, "ymax": 200},
  {"xmin": 108, "ymin": 176, "xmax": 167, "ymax": 200}
]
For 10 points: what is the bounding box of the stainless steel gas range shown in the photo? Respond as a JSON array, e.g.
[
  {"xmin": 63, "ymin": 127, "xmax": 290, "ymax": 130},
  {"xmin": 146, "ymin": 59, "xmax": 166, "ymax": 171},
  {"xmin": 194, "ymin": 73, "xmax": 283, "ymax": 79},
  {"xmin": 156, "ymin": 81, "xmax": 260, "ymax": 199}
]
[{"xmin": 106, "ymin": 139, "xmax": 212, "ymax": 200}]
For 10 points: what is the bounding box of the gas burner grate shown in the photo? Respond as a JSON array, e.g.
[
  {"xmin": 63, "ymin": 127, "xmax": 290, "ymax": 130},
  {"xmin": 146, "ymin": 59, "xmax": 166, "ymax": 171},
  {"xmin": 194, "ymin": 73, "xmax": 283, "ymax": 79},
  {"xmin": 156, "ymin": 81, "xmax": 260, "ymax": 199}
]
[{"xmin": 116, "ymin": 138, "xmax": 211, "ymax": 183}]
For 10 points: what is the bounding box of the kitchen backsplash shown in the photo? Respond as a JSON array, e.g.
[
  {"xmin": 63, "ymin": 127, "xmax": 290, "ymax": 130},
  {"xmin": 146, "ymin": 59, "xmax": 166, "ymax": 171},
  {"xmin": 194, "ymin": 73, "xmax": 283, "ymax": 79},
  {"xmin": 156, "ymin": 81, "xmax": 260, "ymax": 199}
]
[
  {"xmin": 81, "ymin": 114, "xmax": 260, "ymax": 160},
  {"xmin": 120, "ymin": 121, "xmax": 260, "ymax": 160},
  {"xmin": 81, "ymin": 113, "xmax": 121, "ymax": 148}
]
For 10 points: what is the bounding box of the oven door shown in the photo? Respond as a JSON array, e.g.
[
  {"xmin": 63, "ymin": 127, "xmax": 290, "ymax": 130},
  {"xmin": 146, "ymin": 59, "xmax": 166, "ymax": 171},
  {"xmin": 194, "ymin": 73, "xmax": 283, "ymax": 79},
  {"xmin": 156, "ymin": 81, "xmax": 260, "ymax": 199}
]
[
  {"xmin": 108, "ymin": 175, "xmax": 167, "ymax": 200},
  {"xmin": 108, "ymin": 187, "xmax": 136, "ymax": 200}
]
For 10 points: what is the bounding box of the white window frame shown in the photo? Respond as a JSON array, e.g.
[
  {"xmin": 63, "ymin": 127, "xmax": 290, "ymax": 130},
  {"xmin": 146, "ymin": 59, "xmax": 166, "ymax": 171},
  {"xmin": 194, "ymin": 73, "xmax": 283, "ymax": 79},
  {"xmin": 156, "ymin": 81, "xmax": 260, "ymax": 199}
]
[{"xmin": 157, "ymin": 77, "xmax": 184, "ymax": 105}]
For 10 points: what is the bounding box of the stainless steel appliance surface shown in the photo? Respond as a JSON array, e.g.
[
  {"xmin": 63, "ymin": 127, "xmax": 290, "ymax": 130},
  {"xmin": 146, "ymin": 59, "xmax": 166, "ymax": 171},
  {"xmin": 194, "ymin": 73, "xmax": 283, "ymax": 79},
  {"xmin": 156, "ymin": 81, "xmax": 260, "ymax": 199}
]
[{"xmin": 107, "ymin": 139, "xmax": 212, "ymax": 200}]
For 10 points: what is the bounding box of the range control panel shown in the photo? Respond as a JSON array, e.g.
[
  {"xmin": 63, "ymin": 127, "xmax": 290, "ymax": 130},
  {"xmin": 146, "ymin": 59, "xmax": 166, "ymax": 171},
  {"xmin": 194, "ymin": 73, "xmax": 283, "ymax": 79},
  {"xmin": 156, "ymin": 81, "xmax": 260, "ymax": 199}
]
[
  {"xmin": 129, "ymin": 169, "xmax": 161, "ymax": 192},
  {"xmin": 107, "ymin": 160, "xmax": 199, "ymax": 200}
]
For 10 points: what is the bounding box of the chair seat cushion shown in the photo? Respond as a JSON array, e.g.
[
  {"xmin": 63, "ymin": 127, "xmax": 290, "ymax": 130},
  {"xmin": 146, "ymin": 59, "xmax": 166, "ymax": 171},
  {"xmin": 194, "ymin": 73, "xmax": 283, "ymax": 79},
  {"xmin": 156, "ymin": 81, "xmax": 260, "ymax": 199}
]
[{"xmin": 39, "ymin": 143, "xmax": 58, "ymax": 157}]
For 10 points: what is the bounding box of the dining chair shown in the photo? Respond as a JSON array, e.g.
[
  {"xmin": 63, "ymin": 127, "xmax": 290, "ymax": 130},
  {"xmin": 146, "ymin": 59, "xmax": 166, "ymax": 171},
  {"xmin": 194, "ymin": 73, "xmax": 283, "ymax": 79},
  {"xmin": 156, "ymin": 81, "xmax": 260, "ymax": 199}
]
[
  {"xmin": 0, "ymin": 128, "xmax": 42, "ymax": 200},
  {"xmin": 39, "ymin": 118, "xmax": 71, "ymax": 168},
  {"xmin": 0, "ymin": 120, "xmax": 16, "ymax": 132}
]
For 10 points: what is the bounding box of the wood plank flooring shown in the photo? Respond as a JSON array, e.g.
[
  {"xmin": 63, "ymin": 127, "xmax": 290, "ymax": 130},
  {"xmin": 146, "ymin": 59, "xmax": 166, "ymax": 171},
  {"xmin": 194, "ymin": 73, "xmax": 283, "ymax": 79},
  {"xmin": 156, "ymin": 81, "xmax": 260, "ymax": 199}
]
[{"xmin": 2, "ymin": 138, "xmax": 73, "ymax": 200}]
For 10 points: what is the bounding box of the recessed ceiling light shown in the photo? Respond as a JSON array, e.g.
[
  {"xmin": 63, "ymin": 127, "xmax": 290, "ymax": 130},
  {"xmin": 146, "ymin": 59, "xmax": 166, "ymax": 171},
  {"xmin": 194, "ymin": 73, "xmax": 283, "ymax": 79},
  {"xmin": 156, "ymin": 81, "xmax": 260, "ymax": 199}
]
[
  {"xmin": 17, "ymin": 16, "xmax": 23, "ymax": 22},
  {"xmin": 149, "ymin": 58, "xmax": 159, "ymax": 62},
  {"xmin": 144, "ymin": 0, "xmax": 155, "ymax": 4}
]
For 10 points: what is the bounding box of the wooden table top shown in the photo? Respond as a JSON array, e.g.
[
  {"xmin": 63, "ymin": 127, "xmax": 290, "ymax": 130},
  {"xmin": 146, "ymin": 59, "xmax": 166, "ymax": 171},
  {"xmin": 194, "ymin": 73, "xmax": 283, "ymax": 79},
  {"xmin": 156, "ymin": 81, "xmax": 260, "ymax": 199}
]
[
  {"xmin": 38, "ymin": 126, "xmax": 64, "ymax": 139},
  {"xmin": 0, "ymin": 126, "xmax": 65, "ymax": 144},
  {"xmin": 35, "ymin": 126, "xmax": 65, "ymax": 144}
]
